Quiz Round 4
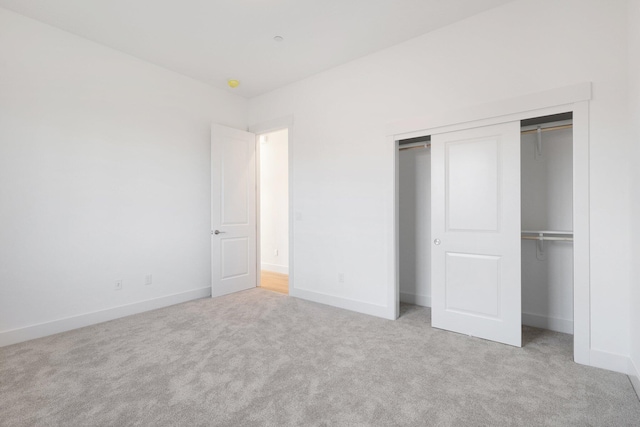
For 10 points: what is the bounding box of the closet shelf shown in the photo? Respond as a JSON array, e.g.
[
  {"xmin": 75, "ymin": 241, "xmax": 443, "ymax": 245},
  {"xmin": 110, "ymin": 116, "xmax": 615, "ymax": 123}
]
[{"xmin": 521, "ymin": 230, "xmax": 573, "ymax": 242}]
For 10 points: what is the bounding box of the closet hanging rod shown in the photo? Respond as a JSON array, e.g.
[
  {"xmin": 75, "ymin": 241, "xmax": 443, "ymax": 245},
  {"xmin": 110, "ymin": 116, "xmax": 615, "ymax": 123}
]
[
  {"xmin": 521, "ymin": 235, "xmax": 574, "ymax": 242},
  {"xmin": 399, "ymin": 143, "xmax": 430, "ymax": 151},
  {"xmin": 522, "ymin": 230, "xmax": 573, "ymax": 235},
  {"xmin": 521, "ymin": 124, "xmax": 572, "ymax": 135},
  {"xmin": 521, "ymin": 230, "xmax": 573, "ymax": 242}
]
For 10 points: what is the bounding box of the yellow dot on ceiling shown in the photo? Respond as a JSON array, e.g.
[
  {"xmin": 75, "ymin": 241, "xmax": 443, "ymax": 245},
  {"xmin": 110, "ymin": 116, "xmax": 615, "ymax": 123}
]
[{"xmin": 228, "ymin": 79, "xmax": 240, "ymax": 88}]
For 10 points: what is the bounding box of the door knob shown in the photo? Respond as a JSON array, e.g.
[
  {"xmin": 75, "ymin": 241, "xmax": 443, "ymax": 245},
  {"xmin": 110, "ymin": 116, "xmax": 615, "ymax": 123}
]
[
  {"xmin": 434, "ymin": 238, "xmax": 441, "ymax": 245},
  {"xmin": 213, "ymin": 230, "xmax": 226, "ymax": 235}
]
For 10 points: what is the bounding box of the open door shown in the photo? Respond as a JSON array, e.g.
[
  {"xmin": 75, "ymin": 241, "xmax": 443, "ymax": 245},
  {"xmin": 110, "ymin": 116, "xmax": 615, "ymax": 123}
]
[
  {"xmin": 431, "ymin": 122, "xmax": 521, "ymax": 347},
  {"xmin": 211, "ymin": 124, "xmax": 257, "ymax": 298}
]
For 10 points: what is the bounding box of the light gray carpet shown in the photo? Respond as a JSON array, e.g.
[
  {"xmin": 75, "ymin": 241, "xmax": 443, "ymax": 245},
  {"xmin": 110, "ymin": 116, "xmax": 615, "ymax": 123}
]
[{"xmin": 1, "ymin": 289, "xmax": 639, "ymax": 426}]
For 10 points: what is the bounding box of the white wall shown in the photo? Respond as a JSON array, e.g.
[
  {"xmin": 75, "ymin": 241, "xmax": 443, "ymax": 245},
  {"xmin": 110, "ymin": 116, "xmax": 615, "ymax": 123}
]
[
  {"xmin": 0, "ymin": 8, "xmax": 247, "ymax": 345},
  {"xmin": 249, "ymin": 0, "xmax": 632, "ymax": 363},
  {"xmin": 259, "ymin": 129, "xmax": 289, "ymax": 274},
  {"xmin": 398, "ymin": 148, "xmax": 431, "ymax": 307},
  {"xmin": 521, "ymin": 128, "xmax": 573, "ymax": 334},
  {"xmin": 628, "ymin": 0, "xmax": 640, "ymax": 391}
]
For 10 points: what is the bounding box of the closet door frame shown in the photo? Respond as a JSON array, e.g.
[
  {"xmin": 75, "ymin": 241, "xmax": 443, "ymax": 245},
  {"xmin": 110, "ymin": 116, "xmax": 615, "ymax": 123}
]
[{"xmin": 388, "ymin": 82, "xmax": 591, "ymax": 365}]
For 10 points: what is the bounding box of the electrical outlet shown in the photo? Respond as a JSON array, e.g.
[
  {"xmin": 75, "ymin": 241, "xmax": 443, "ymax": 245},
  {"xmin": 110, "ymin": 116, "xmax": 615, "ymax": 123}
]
[
  {"xmin": 115, "ymin": 279, "xmax": 123, "ymax": 290},
  {"xmin": 274, "ymin": 249, "xmax": 279, "ymax": 256},
  {"xmin": 338, "ymin": 273, "xmax": 344, "ymax": 283},
  {"xmin": 145, "ymin": 274, "xmax": 152, "ymax": 286}
]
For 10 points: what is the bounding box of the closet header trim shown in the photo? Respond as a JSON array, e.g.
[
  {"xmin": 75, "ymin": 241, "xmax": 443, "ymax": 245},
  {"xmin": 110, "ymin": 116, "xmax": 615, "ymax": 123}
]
[{"xmin": 388, "ymin": 82, "xmax": 591, "ymax": 139}]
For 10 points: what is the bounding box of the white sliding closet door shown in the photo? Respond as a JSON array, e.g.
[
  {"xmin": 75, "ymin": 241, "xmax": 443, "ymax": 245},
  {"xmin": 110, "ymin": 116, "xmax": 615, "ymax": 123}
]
[{"xmin": 431, "ymin": 122, "xmax": 522, "ymax": 347}]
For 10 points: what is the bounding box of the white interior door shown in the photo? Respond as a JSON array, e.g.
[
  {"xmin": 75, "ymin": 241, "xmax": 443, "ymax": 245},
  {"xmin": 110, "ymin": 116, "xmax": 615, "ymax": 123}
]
[
  {"xmin": 211, "ymin": 124, "xmax": 257, "ymax": 298},
  {"xmin": 431, "ymin": 122, "xmax": 521, "ymax": 347}
]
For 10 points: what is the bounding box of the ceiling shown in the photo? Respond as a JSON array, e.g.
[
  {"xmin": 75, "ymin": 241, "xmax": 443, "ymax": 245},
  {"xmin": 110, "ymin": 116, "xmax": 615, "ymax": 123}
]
[{"xmin": 0, "ymin": 0, "xmax": 514, "ymax": 98}]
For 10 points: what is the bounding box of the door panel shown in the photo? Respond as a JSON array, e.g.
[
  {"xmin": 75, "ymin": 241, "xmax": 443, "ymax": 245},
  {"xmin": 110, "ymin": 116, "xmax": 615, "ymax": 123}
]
[
  {"xmin": 445, "ymin": 253, "xmax": 500, "ymax": 318},
  {"xmin": 431, "ymin": 122, "xmax": 521, "ymax": 347},
  {"xmin": 221, "ymin": 238, "xmax": 250, "ymax": 279},
  {"xmin": 222, "ymin": 139, "xmax": 250, "ymax": 224},
  {"xmin": 447, "ymin": 138, "xmax": 499, "ymax": 231},
  {"xmin": 211, "ymin": 124, "xmax": 257, "ymax": 297}
]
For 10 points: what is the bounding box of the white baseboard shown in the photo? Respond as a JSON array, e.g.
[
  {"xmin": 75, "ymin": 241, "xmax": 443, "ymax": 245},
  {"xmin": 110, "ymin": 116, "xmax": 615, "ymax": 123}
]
[
  {"xmin": 0, "ymin": 287, "xmax": 211, "ymax": 348},
  {"xmin": 589, "ymin": 348, "xmax": 632, "ymax": 375},
  {"xmin": 399, "ymin": 292, "xmax": 431, "ymax": 307},
  {"xmin": 522, "ymin": 312, "xmax": 573, "ymax": 334},
  {"xmin": 261, "ymin": 263, "xmax": 289, "ymax": 275},
  {"xmin": 630, "ymin": 357, "xmax": 640, "ymax": 400},
  {"xmin": 290, "ymin": 287, "xmax": 394, "ymax": 320}
]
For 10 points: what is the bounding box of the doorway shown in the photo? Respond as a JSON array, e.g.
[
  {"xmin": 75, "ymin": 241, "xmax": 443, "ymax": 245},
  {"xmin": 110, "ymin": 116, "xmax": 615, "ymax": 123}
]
[
  {"xmin": 398, "ymin": 136, "xmax": 431, "ymax": 308},
  {"xmin": 258, "ymin": 129, "xmax": 289, "ymax": 294}
]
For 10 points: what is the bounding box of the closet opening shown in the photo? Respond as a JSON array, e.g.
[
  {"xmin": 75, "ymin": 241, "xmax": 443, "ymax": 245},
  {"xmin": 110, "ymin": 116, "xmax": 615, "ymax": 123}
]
[
  {"xmin": 520, "ymin": 112, "xmax": 574, "ymax": 344},
  {"xmin": 397, "ymin": 112, "xmax": 575, "ymax": 348},
  {"xmin": 398, "ymin": 135, "xmax": 432, "ymax": 309}
]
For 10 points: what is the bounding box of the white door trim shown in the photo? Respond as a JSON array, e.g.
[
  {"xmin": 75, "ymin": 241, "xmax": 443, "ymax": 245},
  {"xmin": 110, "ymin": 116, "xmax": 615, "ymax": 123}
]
[
  {"xmin": 389, "ymin": 83, "xmax": 591, "ymax": 365},
  {"xmin": 386, "ymin": 82, "xmax": 591, "ymax": 137},
  {"xmin": 250, "ymin": 116, "xmax": 294, "ymax": 294}
]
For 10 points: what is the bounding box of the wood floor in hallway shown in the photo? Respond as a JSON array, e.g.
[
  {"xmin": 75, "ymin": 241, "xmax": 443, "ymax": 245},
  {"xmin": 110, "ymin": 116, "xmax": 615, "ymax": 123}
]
[{"xmin": 260, "ymin": 270, "xmax": 288, "ymax": 294}]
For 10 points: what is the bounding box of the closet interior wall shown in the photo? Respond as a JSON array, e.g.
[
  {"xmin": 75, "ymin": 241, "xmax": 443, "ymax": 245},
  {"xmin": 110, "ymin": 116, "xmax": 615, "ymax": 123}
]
[
  {"xmin": 521, "ymin": 125, "xmax": 574, "ymax": 334},
  {"xmin": 398, "ymin": 146, "xmax": 431, "ymax": 307}
]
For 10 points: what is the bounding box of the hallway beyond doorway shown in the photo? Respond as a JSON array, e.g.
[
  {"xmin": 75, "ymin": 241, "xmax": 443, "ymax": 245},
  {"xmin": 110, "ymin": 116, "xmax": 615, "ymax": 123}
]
[{"xmin": 260, "ymin": 270, "xmax": 288, "ymax": 294}]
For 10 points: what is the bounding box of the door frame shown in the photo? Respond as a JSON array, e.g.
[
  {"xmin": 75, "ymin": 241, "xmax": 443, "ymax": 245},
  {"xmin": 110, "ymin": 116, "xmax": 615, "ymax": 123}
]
[
  {"xmin": 388, "ymin": 83, "xmax": 591, "ymax": 365},
  {"xmin": 250, "ymin": 116, "xmax": 295, "ymax": 293}
]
